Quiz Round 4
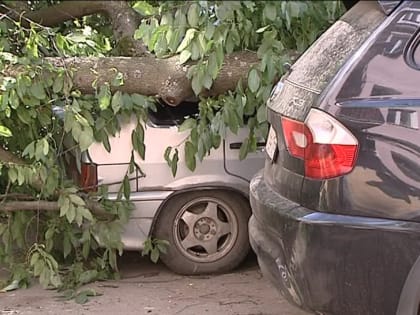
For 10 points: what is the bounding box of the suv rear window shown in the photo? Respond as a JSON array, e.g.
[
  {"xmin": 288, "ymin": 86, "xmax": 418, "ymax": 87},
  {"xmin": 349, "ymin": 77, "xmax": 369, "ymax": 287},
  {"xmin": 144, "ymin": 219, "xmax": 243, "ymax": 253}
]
[{"xmin": 267, "ymin": 2, "xmax": 386, "ymax": 119}]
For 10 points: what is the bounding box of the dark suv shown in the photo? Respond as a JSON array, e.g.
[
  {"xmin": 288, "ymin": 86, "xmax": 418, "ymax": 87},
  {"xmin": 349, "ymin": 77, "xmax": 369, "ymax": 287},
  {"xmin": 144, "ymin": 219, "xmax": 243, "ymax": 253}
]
[{"xmin": 249, "ymin": 1, "xmax": 420, "ymax": 315}]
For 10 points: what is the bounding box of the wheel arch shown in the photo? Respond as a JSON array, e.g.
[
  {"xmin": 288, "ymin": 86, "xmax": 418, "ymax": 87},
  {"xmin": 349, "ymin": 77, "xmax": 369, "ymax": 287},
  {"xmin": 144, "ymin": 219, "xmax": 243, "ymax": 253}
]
[
  {"xmin": 148, "ymin": 185, "xmax": 250, "ymax": 238},
  {"xmin": 396, "ymin": 254, "xmax": 420, "ymax": 315}
]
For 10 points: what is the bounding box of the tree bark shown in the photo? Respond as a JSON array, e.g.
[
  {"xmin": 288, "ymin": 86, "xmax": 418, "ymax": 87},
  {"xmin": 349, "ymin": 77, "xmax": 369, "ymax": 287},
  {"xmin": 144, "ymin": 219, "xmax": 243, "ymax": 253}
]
[
  {"xmin": 45, "ymin": 51, "xmax": 259, "ymax": 106},
  {"xmin": 1, "ymin": 1, "xmax": 260, "ymax": 104},
  {"xmin": 0, "ymin": 146, "xmax": 24, "ymax": 165},
  {"xmin": 0, "ymin": 200, "xmax": 112, "ymax": 217}
]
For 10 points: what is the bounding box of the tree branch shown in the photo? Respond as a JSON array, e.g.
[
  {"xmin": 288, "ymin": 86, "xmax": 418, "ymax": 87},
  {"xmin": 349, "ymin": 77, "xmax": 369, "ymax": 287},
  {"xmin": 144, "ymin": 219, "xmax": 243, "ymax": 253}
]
[
  {"xmin": 0, "ymin": 146, "xmax": 25, "ymax": 165},
  {"xmin": 0, "ymin": 200, "xmax": 112, "ymax": 217},
  {"xmin": 0, "ymin": 1, "xmax": 30, "ymax": 14},
  {"xmin": 0, "ymin": 146, "xmax": 46, "ymax": 192},
  {"xmin": 2, "ymin": 1, "xmax": 146, "ymax": 56}
]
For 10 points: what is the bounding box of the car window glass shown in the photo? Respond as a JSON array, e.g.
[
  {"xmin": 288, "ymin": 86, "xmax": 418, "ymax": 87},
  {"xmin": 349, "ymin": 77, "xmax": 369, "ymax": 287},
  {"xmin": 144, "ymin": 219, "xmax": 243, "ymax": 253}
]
[
  {"xmin": 387, "ymin": 109, "xmax": 419, "ymax": 129},
  {"xmin": 412, "ymin": 40, "xmax": 420, "ymax": 67},
  {"xmin": 148, "ymin": 100, "xmax": 199, "ymax": 126}
]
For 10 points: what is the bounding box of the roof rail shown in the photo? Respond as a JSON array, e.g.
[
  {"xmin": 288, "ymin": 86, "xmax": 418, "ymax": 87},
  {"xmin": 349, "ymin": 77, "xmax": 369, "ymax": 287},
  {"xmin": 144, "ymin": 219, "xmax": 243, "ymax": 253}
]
[{"xmin": 377, "ymin": 0, "xmax": 402, "ymax": 15}]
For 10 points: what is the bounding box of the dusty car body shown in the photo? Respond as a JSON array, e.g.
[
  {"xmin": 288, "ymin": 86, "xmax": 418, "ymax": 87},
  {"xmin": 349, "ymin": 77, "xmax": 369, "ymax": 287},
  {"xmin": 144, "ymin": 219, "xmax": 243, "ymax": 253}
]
[
  {"xmin": 82, "ymin": 102, "xmax": 265, "ymax": 274},
  {"xmin": 249, "ymin": 1, "xmax": 420, "ymax": 314}
]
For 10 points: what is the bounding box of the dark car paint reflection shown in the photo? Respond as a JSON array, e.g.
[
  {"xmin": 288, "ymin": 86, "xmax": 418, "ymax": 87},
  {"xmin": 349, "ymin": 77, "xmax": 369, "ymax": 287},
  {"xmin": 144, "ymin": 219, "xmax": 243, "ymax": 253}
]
[
  {"xmin": 319, "ymin": 2, "xmax": 420, "ymax": 222},
  {"xmin": 249, "ymin": 1, "xmax": 420, "ymax": 315}
]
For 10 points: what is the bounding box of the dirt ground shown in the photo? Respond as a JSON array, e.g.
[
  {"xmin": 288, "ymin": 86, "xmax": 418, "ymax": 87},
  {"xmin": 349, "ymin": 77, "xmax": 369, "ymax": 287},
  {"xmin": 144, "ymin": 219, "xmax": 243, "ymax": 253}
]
[{"xmin": 0, "ymin": 253, "xmax": 308, "ymax": 315}]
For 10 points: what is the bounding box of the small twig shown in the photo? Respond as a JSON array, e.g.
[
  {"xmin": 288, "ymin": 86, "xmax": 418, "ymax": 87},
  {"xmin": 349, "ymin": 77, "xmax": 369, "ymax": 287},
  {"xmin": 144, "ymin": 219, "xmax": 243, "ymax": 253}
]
[
  {"xmin": 0, "ymin": 181, "xmax": 12, "ymax": 206},
  {"xmin": 0, "ymin": 193, "xmax": 36, "ymax": 200},
  {"xmin": 219, "ymin": 299, "xmax": 259, "ymax": 306},
  {"xmin": 175, "ymin": 303, "xmax": 202, "ymax": 314},
  {"xmin": 0, "ymin": 4, "xmax": 51, "ymax": 30}
]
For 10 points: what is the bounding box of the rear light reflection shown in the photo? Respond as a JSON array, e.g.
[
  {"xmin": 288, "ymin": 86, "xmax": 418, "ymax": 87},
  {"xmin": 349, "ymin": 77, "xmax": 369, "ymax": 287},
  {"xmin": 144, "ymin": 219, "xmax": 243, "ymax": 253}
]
[
  {"xmin": 80, "ymin": 162, "xmax": 98, "ymax": 192},
  {"xmin": 281, "ymin": 109, "xmax": 359, "ymax": 179}
]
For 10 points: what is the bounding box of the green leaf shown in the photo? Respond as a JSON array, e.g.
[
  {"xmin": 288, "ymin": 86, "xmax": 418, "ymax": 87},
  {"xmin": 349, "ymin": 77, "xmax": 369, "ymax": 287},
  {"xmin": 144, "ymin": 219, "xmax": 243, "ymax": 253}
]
[
  {"xmin": 204, "ymin": 23, "xmax": 215, "ymax": 40},
  {"xmin": 207, "ymin": 52, "xmax": 219, "ymax": 79},
  {"xmin": 0, "ymin": 280, "xmax": 20, "ymax": 293},
  {"xmin": 216, "ymin": 43, "xmax": 224, "ymax": 66},
  {"xmin": 17, "ymin": 168, "xmax": 24, "ymax": 185},
  {"xmin": 239, "ymin": 138, "xmax": 249, "ymax": 160},
  {"xmin": 45, "ymin": 228, "xmax": 55, "ymax": 241},
  {"xmin": 63, "ymin": 234, "xmax": 71, "ymax": 258},
  {"xmin": 248, "ymin": 69, "xmax": 260, "ymax": 93},
  {"xmin": 202, "ymin": 74, "xmax": 212, "ymax": 90},
  {"xmin": 150, "ymin": 248, "xmax": 159, "ymax": 263},
  {"xmin": 69, "ymin": 194, "xmax": 85, "ymax": 206},
  {"xmin": 256, "ymin": 25, "xmax": 270, "ymax": 33},
  {"xmin": 59, "ymin": 197, "xmax": 70, "ymax": 217},
  {"xmin": 30, "ymin": 252, "xmax": 40, "ymax": 267},
  {"xmin": 131, "ymin": 93, "xmax": 146, "ymax": 107},
  {"xmin": 111, "ymin": 72, "xmax": 124, "ymax": 87},
  {"xmin": 79, "ymin": 127, "xmax": 94, "ymax": 152},
  {"xmin": 30, "ymin": 82, "xmax": 46, "ymax": 100},
  {"xmin": 66, "ymin": 204, "xmax": 76, "ymax": 223},
  {"xmin": 132, "ymin": 1, "xmax": 157, "ymax": 16},
  {"xmin": 33, "ymin": 260, "xmax": 44, "ymax": 277},
  {"xmin": 264, "ymin": 4, "xmax": 277, "ymax": 21},
  {"xmin": 154, "ymin": 35, "xmax": 168, "ymax": 57},
  {"xmin": 131, "ymin": 126, "xmax": 145, "ymax": 160},
  {"xmin": 191, "ymin": 73, "xmax": 202, "ymax": 96},
  {"xmin": 8, "ymin": 89, "xmax": 19, "ymax": 109},
  {"xmin": 53, "ymin": 75, "xmax": 64, "ymax": 93},
  {"xmin": 171, "ymin": 149, "xmax": 179, "ymax": 177},
  {"xmin": 79, "ymin": 270, "xmax": 98, "ymax": 285},
  {"xmin": 0, "ymin": 125, "xmax": 12, "ymax": 137},
  {"xmin": 289, "ymin": 2, "xmax": 301, "ymax": 18},
  {"xmin": 164, "ymin": 146, "xmax": 172, "ymax": 165},
  {"xmin": 123, "ymin": 175, "xmax": 130, "ymax": 200},
  {"xmin": 64, "ymin": 111, "xmax": 75, "ymax": 133},
  {"xmin": 111, "ymin": 91, "xmax": 123, "ymax": 114},
  {"xmin": 176, "ymin": 28, "xmax": 197, "ymax": 53},
  {"xmin": 187, "ymin": 3, "xmax": 200, "ymax": 28},
  {"xmin": 42, "ymin": 138, "xmax": 49, "ymax": 155},
  {"xmin": 82, "ymin": 238, "xmax": 90, "ymax": 259},
  {"xmin": 212, "ymin": 133, "xmax": 221, "ymax": 148},
  {"xmin": 225, "ymin": 34, "xmax": 234, "ymax": 54},
  {"xmin": 178, "ymin": 118, "xmax": 196, "ymax": 132},
  {"xmin": 8, "ymin": 167, "xmax": 17, "ymax": 183},
  {"xmin": 156, "ymin": 239, "xmax": 169, "ymax": 252},
  {"xmin": 149, "ymin": 25, "xmax": 169, "ymax": 52},
  {"xmin": 185, "ymin": 141, "xmax": 196, "ymax": 171},
  {"xmin": 179, "ymin": 50, "xmax": 192, "ymax": 64},
  {"xmin": 257, "ymin": 104, "xmax": 267, "ymax": 123},
  {"xmin": 75, "ymin": 291, "xmax": 89, "ymax": 304},
  {"xmin": 98, "ymin": 84, "xmax": 111, "ymax": 110}
]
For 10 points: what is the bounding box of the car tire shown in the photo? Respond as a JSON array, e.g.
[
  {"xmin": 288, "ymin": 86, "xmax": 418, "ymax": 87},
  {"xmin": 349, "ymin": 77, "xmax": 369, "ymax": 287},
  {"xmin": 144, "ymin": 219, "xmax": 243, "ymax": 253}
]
[{"xmin": 153, "ymin": 190, "xmax": 251, "ymax": 275}]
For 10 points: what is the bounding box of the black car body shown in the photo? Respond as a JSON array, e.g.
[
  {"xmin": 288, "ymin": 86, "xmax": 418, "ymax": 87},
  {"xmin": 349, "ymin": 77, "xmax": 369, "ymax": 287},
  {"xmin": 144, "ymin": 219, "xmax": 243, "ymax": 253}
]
[{"xmin": 249, "ymin": 1, "xmax": 420, "ymax": 314}]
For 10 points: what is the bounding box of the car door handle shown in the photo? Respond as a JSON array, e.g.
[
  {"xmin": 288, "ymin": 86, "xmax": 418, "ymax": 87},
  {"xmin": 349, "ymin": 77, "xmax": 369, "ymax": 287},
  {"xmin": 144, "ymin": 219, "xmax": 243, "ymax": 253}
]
[{"xmin": 229, "ymin": 142, "xmax": 266, "ymax": 150}]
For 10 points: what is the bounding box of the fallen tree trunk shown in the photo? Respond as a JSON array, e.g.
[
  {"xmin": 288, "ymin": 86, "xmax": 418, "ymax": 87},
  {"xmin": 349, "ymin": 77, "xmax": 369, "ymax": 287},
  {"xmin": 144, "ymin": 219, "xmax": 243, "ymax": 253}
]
[
  {"xmin": 44, "ymin": 51, "xmax": 259, "ymax": 106},
  {"xmin": 1, "ymin": 1, "xmax": 260, "ymax": 105}
]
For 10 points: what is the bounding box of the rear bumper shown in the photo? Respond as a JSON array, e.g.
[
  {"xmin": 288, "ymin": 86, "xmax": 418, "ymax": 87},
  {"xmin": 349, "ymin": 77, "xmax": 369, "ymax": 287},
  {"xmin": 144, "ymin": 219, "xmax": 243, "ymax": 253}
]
[{"xmin": 249, "ymin": 170, "xmax": 420, "ymax": 315}]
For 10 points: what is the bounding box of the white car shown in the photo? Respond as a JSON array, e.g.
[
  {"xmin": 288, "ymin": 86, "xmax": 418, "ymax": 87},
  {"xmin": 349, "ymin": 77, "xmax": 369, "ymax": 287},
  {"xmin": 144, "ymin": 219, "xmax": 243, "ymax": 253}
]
[{"xmin": 75, "ymin": 101, "xmax": 265, "ymax": 274}]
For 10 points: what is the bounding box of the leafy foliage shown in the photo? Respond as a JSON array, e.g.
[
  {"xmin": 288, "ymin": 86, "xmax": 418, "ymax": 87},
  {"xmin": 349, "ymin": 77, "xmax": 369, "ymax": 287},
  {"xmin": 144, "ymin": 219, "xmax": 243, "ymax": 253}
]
[
  {"xmin": 0, "ymin": 13, "xmax": 146, "ymax": 292},
  {"xmin": 0, "ymin": 0, "xmax": 344, "ymax": 295},
  {"xmin": 135, "ymin": 0, "xmax": 344, "ymax": 169},
  {"xmin": 142, "ymin": 238, "xmax": 170, "ymax": 263}
]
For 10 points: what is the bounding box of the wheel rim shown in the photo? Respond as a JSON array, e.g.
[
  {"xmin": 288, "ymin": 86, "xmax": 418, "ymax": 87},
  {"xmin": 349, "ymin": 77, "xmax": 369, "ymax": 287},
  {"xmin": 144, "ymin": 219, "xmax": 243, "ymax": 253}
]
[{"xmin": 173, "ymin": 196, "xmax": 239, "ymax": 263}]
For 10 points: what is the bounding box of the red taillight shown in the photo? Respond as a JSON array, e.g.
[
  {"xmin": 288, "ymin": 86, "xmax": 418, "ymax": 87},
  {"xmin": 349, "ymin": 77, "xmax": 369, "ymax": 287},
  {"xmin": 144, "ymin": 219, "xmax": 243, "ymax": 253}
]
[
  {"xmin": 80, "ymin": 162, "xmax": 98, "ymax": 192},
  {"xmin": 281, "ymin": 109, "xmax": 358, "ymax": 179}
]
